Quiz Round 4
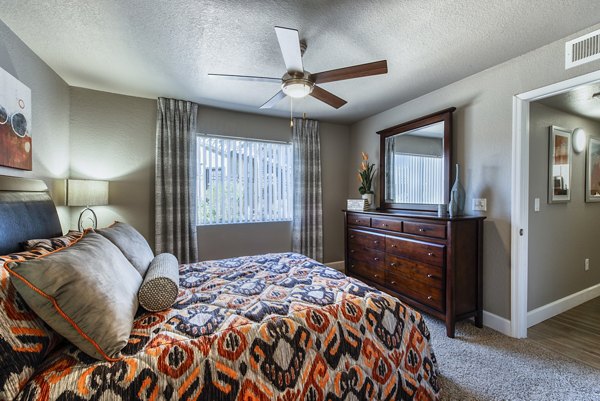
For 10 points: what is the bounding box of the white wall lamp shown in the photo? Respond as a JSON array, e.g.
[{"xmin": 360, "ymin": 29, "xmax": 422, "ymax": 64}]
[
  {"xmin": 572, "ymin": 127, "xmax": 586, "ymax": 154},
  {"xmin": 66, "ymin": 179, "xmax": 109, "ymax": 231}
]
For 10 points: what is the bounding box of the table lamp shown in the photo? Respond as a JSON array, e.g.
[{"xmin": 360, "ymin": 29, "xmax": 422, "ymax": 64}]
[{"xmin": 66, "ymin": 179, "xmax": 109, "ymax": 231}]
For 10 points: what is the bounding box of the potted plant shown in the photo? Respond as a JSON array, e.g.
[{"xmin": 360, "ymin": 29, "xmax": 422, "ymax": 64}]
[{"xmin": 358, "ymin": 152, "xmax": 376, "ymax": 208}]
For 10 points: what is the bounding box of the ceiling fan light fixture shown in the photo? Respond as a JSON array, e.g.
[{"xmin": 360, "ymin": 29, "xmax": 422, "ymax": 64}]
[{"xmin": 282, "ymin": 78, "xmax": 314, "ymax": 98}]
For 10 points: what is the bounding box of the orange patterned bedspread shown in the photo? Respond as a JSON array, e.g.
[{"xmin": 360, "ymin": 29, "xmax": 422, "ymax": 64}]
[{"xmin": 16, "ymin": 253, "xmax": 439, "ymax": 401}]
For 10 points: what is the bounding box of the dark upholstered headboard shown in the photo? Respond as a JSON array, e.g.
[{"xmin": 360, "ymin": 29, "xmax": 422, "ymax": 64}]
[{"xmin": 0, "ymin": 175, "xmax": 62, "ymax": 255}]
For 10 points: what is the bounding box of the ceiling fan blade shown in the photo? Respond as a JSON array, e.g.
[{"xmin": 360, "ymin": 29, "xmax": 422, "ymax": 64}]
[
  {"xmin": 274, "ymin": 26, "xmax": 304, "ymax": 74},
  {"xmin": 208, "ymin": 73, "xmax": 281, "ymax": 83},
  {"xmin": 260, "ymin": 90, "xmax": 287, "ymax": 109},
  {"xmin": 310, "ymin": 86, "xmax": 347, "ymax": 109},
  {"xmin": 311, "ymin": 60, "xmax": 388, "ymax": 84}
]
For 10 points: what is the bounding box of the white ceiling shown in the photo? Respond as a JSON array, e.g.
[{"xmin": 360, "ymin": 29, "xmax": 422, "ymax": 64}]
[
  {"xmin": 538, "ymin": 82, "xmax": 600, "ymax": 121},
  {"xmin": 1, "ymin": 1, "xmax": 599, "ymax": 124}
]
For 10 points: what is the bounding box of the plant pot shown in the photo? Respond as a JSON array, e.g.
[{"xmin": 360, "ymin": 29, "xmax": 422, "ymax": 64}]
[{"xmin": 362, "ymin": 193, "xmax": 375, "ymax": 209}]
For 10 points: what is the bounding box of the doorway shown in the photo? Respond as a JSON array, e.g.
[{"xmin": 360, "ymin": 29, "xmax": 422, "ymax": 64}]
[{"xmin": 511, "ymin": 69, "xmax": 600, "ymax": 338}]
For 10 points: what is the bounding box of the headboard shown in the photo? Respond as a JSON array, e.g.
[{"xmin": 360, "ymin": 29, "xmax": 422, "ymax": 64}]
[{"xmin": 0, "ymin": 175, "xmax": 63, "ymax": 255}]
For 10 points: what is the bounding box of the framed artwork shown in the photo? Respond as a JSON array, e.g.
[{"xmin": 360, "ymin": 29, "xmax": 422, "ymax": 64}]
[
  {"xmin": 586, "ymin": 137, "xmax": 600, "ymax": 203},
  {"xmin": 548, "ymin": 126, "xmax": 571, "ymax": 203},
  {"xmin": 0, "ymin": 66, "xmax": 32, "ymax": 170}
]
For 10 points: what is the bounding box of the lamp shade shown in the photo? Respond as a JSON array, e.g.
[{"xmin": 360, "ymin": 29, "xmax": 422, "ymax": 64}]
[{"xmin": 66, "ymin": 179, "xmax": 109, "ymax": 207}]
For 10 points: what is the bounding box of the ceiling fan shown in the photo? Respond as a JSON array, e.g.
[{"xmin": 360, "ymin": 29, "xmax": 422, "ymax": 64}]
[{"xmin": 208, "ymin": 26, "xmax": 388, "ymax": 110}]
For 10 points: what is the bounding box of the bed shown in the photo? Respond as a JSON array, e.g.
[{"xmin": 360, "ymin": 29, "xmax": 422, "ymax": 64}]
[{"xmin": 0, "ymin": 176, "xmax": 440, "ymax": 401}]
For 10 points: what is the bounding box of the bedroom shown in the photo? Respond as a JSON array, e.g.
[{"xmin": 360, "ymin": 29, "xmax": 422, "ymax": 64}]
[{"xmin": 0, "ymin": 1, "xmax": 599, "ymax": 400}]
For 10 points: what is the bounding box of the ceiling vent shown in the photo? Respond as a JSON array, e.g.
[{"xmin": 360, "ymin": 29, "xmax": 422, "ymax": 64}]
[{"xmin": 565, "ymin": 28, "xmax": 600, "ymax": 69}]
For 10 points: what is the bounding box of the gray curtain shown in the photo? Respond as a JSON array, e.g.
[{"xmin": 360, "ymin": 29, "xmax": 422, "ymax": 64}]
[
  {"xmin": 292, "ymin": 118, "xmax": 323, "ymax": 261},
  {"xmin": 155, "ymin": 97, "xmax": 198, "ymax": 264}
]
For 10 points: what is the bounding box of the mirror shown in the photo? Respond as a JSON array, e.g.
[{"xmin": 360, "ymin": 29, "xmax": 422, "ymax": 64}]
[{"xmin": 377, "ymin": 108, "xmax": 455, "ymax": 211}]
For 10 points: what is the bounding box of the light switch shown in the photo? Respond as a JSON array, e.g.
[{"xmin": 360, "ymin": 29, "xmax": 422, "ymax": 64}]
[
  {"xmin": 534, "ymin": 198, "xmax": 540, "ymax": 212},
  {"xmin": 473, "ymin": 198, "xmax": 487, "ymax": 211}
]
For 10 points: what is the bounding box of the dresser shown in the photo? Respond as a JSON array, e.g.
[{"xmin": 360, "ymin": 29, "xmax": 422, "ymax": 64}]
[{"xmin": 344, "ymin": 210, "xmax": 485, "ymax": 337}]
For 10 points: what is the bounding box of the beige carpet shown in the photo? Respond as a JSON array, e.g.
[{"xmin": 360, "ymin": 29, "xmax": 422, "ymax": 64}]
[{"xmin": 424, "ymin": 315, "xmax": 600, "ymax": 401}]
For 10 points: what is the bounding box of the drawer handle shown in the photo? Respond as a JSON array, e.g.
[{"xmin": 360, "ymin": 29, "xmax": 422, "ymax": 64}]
[
  {"xmin": 419, "ymin": 228, "xmax": 425, "ymax": 232},
  {"xmin": 427, "ymin": 296, "xmax": 433, "ymax": 300},
  {"xmin": 374, "ymin": 274, "xmax": 379, "ymax": 278},
  {"xmin": 428, "ymin": 252, "xmax": 434, "ymax": 256},
  {"xmin": 351, "ymin": 264, "xmax": 355, "ymax": 268},
  {"xmin": 391, "ymin": 281, "xmax": 396, "ymax": 285},
  {"xmin": 373, "ymin": 240, "xmax": 379, "ymax": 244},
  {"xmin": 355, "ymin": 220, "xmax": 361, "ymax": 223},
  {"xmin": 374, "ymin": 257, "xmax": 380, "ymax": 261},
  {"xmin": 350, "ymin": 235, "xmax": 355, "ymax": 239},
  {"xmin": 391, "ymin": 244, "xmax": 397, "ymax": 248},
  {"xmin": 427, "ymin": 274, "xmax": 433, "ymax": 278},
  {"xmin": 350, "ymin": 250, "xmax": 355, "ymax": 254},
  {"xmin": 383, "ymin": 223, "xmax": 389, "ymax": 227},
  {"xmin": 390, "ymin": 262, "xmax": 397, "ymax": 267}
]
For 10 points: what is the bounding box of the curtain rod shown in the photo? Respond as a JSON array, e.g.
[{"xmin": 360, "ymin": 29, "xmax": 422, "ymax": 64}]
[{"xmin": 197, "ymin": 133, "xmax": 291, "ymax": 145}]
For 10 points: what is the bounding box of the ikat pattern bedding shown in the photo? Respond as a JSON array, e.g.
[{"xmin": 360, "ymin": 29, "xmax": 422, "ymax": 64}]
[{"xmin": 13, "ymin": 253, "xmax": 440, "ymax": 401}]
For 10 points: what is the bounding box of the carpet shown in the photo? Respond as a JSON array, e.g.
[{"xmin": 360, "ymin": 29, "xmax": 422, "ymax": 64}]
[{"xmin": 423, "ymin": 315, "xmax": 600, "ymax": 400}]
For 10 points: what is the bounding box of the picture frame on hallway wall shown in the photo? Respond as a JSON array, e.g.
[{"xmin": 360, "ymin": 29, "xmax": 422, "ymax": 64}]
[
  {"xmin": 0, "ymin": 66, "xmax": 32, "ymax": 170},
  {"xmin": 586, "ymin": 137, "xmax": 600, "ymax": 203},
  {"xmin": 548, "ymin": 126, "xmax": 571, "ymax": 204}
]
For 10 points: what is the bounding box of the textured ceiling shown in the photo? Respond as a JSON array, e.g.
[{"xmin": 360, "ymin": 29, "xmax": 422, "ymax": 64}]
[
  {"xmin": 1, "ymin": 0, "xmax": 599, "ymax": 124},
  {"xmin": 538, "ymin": 82, "xmax": 600, "ymax": 122}
]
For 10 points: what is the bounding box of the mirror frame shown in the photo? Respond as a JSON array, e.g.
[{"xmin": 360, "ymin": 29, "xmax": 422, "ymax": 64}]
[{"xmin": 377, "ymin": 107, "xmax": 456, "ymax": 212}]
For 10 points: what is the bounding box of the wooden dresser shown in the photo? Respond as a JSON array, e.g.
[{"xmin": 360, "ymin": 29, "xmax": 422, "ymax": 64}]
[{"xmin": 344, "ymin": 210, "xmax": 485, "ymax": 337}]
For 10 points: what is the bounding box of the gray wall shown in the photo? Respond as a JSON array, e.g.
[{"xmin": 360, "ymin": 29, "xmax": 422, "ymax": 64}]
[
  {"xmin": 68, "ymin": 88, "xmax": 156, "ymax": 246},
  {"xmin": 348, "ymin": 23, "xmax": 600, "ymax": 319},
  {"xmin": 0, "ymin": 19, "xmax": 71, "ymax": 231},
  {"xmin": 197, "ymin": 106, "xmax": 349, "ymax": 263},
  {"xmin": 528, "ymin": 102, "xmax": 600, "ymax": 310}
]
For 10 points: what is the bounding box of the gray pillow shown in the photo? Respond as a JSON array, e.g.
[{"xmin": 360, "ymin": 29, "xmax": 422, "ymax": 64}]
[
  {"xmin": 138, "ymin": 253, "xmax": 180, "ymax": 312},
  {"xmin": 7, "ymin": 232, "xmax": 142, "ymax": 361},
  {"xmin": 96, "ymin": 222, "xmax": 154, "ymax": 277}
]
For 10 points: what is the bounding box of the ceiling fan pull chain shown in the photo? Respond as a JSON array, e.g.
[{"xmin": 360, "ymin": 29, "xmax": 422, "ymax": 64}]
[{"xmin": 290, "ymin": 97, "xmax": 294, "ymax": 128}]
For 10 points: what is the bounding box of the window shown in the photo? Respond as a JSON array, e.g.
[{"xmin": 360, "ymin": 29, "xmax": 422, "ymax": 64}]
[
  {"xmin": 391, "ymin": 154, "xmax": 443, "ymax": 204},
  {"xmin": 196, "ymin": 135, "xmax": 293, "ymax": 225}
]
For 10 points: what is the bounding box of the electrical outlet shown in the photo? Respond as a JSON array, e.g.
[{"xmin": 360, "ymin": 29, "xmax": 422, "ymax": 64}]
[
  {"xmin": 585, "ymin": 258, "xmax": 590, "ymax": 271},
  {"xmin": 534, "ymin": 198, "xmax": 540, "ymax": 212},
  {"xmin": 473, "ymin": 198, "xmax": 487, "ymax": 211}
]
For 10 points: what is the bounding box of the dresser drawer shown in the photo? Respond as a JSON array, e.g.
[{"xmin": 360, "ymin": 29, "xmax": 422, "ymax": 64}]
[
  {"xmin": 403, "ymin": 221, "xmax": 446, "ymax": 239},
  {"xmin": 387, "ymin": 265, "xmax": 444, "ymax": 311},
  {"xmin": 371, "ymin": 218, "xmax": 403, "ymax": 232},
  {"xmin": 347, "ymin": 247, "xmax": 384, "ymax": 265},
  {"xmin": 386, "ymin": 254, "xmax": 443, "ymax": 288},
  {"xmin": 386, "ymin": 236, "xmax": 445, "ymax": 267},
  {"xmin": 348, "ymin": 259, "xmax": 385, "ymax": 285},
  {"xmin": 348, "ymin": 229, "xmax": 385, "ymax": 251},
  {"xmin": 347, "ymin": 213, "xmax": 370, "ymax": 227}
]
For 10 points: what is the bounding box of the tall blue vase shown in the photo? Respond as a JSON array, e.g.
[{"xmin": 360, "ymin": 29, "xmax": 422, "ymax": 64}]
[{"xmin": 449, "ymin": 164, "xmax": 465, "ymax": 217}]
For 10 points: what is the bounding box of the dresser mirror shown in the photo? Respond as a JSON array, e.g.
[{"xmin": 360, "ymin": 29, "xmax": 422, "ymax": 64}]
[{"xmin": 377, "ymin": 107, "xmax": 455, "ymax": 211}]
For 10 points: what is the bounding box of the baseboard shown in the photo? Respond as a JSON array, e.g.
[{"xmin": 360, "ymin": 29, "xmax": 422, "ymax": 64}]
[
  {"xmin": 483, "ymin": 310, "xmax": 512, "ymax": 336},
  {"xmin": 527, "ymin": 282, "xmax": 600, "ymax": 328},
  {"xmin": 326, "ymin": 260, "xmax": 345, "ymax": 272}
]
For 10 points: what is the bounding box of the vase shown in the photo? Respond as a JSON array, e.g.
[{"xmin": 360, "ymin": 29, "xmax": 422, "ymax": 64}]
[
  {"xmin": 448, "ymin": 164, "xmax": 465, "ymax": 217},
  {"xmin": 362, "ymin": 193, "xmax": 374, "ymax": 209}
]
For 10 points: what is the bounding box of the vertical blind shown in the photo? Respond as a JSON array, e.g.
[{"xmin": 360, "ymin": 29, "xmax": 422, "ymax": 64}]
[
  {"xmin": 196, "ymin": 135, "xmax": 293, "ymax": 225},
  {"xmin": 392, "ymin": 154, "xmax": 443, "ymax": 204}
]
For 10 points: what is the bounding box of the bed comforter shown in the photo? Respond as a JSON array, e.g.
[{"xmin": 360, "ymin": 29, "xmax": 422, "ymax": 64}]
[{"xmin": 15, "ymin": 253, "xmax": 439, "ymax": 401}]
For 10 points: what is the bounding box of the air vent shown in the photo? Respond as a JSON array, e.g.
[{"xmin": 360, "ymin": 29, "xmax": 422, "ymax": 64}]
[{"xmin": 565, "ymin": 28, "xmax": 600, "ymax": 69}]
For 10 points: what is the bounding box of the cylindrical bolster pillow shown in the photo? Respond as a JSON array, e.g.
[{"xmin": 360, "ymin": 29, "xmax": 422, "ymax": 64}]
[{"xmin": 138, "ymin": 253, "xmax": 179, "ymax": 312}]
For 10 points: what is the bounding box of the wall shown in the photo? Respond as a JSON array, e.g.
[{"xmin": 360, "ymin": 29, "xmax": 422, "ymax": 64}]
[
  {"xmin": 197, "ymin": 106, "xmax": 349, "ymax": 263},
  {"xmin": 528, "ymin": 102, "xmax": 600, "ymax": 310},
  {"xmin": 348, "ymin": 23, "xmax": 600, "ymax": 319},
  {"xmin": 69, "ymin": 88, "xmax": 156, "ymax": 246},
  {"xmin": 0, "ymin": 19, "xmax": 71, "ymax": 231}
]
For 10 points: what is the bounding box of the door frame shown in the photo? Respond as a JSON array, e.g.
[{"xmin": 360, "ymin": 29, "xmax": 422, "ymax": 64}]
[{"xmin": 511, "ymin": 70, "xmax": 600, "ymax": 338}]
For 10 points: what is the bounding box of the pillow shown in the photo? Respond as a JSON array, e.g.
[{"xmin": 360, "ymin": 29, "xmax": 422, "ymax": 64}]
[
  {"xmin": 0, "ymin": 248, "xmax": 60, "ymax": 401},
  {"xmin": 21, "ymin": 230, "xmax": 83, "ymax": 252},
  {"xmin": 7, "ymin": 232, "xmax": 142, "ymax": 361},
  {"xmin": 96, "ymin": 222, "xmax": 154, "ymax": 277},
  {"xmin": 138, "ymin": 253, "xmax": 180, "ymax": 312}
]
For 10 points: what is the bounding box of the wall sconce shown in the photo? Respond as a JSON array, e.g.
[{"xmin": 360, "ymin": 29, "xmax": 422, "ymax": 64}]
[
  {"xmin": 66, "ymin": 179, "xmax": 109, "ymax": 231},
  {"xmin": 572, "ymin": 127, "xmax": 586, "ymax": 154}
]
